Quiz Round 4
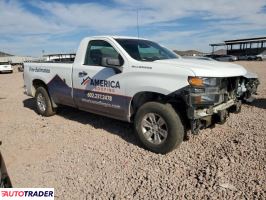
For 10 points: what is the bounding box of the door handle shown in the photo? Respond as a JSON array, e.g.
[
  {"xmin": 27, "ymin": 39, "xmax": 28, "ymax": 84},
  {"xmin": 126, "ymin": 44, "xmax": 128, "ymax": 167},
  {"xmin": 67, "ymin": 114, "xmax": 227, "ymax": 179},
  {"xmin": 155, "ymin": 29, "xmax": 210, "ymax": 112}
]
[{"xmin": 79, "ymin": 71, "xmax": 87, "ymax": 77}]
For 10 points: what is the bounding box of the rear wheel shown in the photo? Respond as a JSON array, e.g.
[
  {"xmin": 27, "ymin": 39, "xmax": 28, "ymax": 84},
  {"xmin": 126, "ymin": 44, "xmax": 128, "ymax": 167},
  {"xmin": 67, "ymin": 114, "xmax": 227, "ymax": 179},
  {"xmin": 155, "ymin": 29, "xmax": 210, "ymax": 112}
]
[
  {"xmin": 35, "ymin": 87, "xmax": 56, "ymax": 116},
  {"xmin": 134, "ymin": 102, "xmax": 184, "ymax": 154}
]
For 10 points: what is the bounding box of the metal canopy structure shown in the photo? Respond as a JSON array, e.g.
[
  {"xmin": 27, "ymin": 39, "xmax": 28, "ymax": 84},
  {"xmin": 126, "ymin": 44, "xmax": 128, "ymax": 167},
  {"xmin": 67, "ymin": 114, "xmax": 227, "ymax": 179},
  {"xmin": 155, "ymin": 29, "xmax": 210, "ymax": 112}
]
[
  {"xmin": 224, "ymin": 37, "xmax": 266, "ymax": 44},
  {"xmin": 210, "ymin": 36, "xmax": 266, "ymax": 56}
]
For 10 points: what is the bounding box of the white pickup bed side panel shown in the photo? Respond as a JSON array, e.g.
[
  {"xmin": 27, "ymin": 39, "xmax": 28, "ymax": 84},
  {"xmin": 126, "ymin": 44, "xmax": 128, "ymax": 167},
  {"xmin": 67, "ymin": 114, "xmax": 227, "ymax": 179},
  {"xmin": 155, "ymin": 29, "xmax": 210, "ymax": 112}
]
[{"xmin": 24, "ymin": 62, "xmax": 74, "ymax": 106}]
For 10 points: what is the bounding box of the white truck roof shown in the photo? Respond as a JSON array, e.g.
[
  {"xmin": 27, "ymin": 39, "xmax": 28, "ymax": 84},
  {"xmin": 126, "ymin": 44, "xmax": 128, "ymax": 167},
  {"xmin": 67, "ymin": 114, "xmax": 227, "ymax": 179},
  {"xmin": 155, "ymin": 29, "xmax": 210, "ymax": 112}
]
[{"xmin": 85, "ymin": 35, "xmax": 148, "ymax": 41}]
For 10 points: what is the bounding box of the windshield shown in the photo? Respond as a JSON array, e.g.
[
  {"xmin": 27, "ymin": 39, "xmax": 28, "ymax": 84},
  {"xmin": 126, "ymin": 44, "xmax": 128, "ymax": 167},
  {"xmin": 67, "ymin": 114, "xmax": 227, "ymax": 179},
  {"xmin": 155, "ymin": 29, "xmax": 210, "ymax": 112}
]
[
  {"xmin": 115, "ymin": 39, "xmax": 178, "ymax": 61},
  {"xmin": 261, "ymin": 50, "xmax": 266, "ymax": 55},
  {"xmin": 0, "ymin": 62, "xmax": 10, "ymax": 65}
]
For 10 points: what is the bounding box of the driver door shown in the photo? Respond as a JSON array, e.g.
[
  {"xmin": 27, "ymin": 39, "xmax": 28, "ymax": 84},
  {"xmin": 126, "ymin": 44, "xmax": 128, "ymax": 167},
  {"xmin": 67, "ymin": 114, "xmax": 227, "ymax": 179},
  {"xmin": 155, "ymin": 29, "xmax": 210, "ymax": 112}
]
[{"xmin": 72, "ymin": 39, "xmax": 128, "ymax": 120}]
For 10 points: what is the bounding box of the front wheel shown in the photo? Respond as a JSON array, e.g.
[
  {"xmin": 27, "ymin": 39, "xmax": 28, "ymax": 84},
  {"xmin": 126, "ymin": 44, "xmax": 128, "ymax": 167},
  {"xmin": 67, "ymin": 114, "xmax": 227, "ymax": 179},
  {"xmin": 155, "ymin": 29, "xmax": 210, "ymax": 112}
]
[
  {"xmin": 35, "ymin": 87, "xmax": 56, "ymax": 116},
  {"xmin": 134, "ymin": 102, "xmax": 184, "ymax": 154}
]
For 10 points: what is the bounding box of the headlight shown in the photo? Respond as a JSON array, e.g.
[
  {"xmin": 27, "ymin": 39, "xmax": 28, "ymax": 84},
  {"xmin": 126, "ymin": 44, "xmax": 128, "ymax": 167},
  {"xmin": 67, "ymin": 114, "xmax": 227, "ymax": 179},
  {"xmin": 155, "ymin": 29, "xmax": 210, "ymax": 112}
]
[
  {"xmin": 188, "ymin": 77, "xmax": 222, "ymax": 105},
  {"xmin": 190, "ymin": 94, "xmax": 222, "ymax": 104},
  {"xmin": 188, "ymin": 77, "xmax": 218, "ymax": 87}
]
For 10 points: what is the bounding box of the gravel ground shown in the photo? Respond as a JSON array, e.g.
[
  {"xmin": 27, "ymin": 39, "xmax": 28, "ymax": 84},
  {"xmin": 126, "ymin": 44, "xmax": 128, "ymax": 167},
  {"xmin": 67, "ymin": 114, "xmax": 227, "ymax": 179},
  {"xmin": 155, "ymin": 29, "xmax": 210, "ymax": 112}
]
[{"xmin": 0, "ymin": 61, "xmax": 265, "ymax": 199}]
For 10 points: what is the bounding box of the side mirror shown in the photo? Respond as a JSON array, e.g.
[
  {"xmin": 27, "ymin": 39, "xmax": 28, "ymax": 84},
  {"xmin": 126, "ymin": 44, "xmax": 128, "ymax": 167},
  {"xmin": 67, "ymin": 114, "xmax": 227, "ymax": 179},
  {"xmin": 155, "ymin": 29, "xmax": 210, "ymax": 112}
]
[{"xmin": 102, "ymin": 57, "xmax": 122, "ymax": 73}]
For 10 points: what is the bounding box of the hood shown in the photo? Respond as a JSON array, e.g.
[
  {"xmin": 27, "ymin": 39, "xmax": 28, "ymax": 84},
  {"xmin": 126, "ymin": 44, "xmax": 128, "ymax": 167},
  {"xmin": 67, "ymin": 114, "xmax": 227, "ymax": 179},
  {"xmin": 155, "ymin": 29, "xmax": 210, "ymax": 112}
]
[
  {"xmin": 244, "ymin": 71, "xmax": 258, "ymax": 79},
  {"xmin": 153, "ymin": 58, "xmax": 247, "ymax": 77}
]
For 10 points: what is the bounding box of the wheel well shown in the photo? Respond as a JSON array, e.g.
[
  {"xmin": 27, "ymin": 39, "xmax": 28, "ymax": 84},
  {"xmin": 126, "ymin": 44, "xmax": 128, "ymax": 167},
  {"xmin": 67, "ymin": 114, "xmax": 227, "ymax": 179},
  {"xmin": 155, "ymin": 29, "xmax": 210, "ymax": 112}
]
[
  {"xmin": 130, "ymin": 92, "xmax": 188, "ymax": 125},
  {"xmin": 130, "ymin": 92, "xmax": 166, "ymax": 114},
  {"xmin": 32, "ymin": 79, "xmax": 47, "ymax": 96},
  {"xmin": 32, "ymin": 79, "xmax": 57, "ymax": 108}
]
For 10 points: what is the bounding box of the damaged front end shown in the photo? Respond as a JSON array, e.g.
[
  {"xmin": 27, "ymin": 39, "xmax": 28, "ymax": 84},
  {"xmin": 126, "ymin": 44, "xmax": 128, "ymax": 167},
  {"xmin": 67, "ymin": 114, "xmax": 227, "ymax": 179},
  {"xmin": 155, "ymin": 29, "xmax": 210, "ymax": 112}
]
[
  {"xmin": 185, "ymin": 75, "xmax": 259, "ymax": 134},
  {"xmin": 237, "ymin": 72, "xmax": 260, "ymax": 103}
]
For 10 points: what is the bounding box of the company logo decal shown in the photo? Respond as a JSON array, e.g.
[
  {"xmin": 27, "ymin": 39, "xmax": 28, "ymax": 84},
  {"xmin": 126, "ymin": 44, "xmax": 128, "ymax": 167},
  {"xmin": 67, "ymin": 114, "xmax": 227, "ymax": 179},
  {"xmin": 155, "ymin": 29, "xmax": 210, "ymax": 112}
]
[
  {"xmin": 81, "ymin": 76, "xmax": 120, "ymax": 89},
  {"xmin": 81, "ymin": 76, "xmax": 92, "ymax": 85}
]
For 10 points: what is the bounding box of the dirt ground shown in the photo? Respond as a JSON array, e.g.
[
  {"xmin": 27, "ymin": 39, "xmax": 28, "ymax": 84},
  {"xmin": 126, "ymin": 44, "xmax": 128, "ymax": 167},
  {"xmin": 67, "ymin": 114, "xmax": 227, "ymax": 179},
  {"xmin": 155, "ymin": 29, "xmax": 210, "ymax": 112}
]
[{"xmin": 0, "ymin": 61, "xmax": 265, "ymax": 199}]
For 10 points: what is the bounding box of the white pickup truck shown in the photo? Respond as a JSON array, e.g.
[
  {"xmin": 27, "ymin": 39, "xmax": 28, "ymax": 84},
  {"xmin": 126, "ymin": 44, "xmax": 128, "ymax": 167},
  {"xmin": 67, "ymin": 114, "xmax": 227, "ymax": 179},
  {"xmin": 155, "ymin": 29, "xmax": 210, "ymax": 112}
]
[
  {"xmin": 0, "ymin": 62, "xmax": 13, "ymax": 73},
  {"xmin": 24, "ymin": 36, "xmax": 259, "ymax": 153}
]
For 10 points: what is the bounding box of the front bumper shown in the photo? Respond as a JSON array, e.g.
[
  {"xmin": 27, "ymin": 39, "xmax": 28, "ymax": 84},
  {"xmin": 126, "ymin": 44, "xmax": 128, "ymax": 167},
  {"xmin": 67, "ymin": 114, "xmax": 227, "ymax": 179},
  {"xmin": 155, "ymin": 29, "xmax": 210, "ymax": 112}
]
[
  {"xmin": 0, "ymin": 67, "xmax": 13, "ymax": 72},
  {"xmin": 188, "ymin": 99, "xmax": 238, "ymax": 119},
  {"xmin": 187, "ymin": 99, "xmax": 241, "ymax": 134},
  {"xmin": 0, "ymin": 69, "xmax": 13, "ymax": 72},
  {"xmin": 184, "ymin": 76, "xmax": 242, "ymax": 134}
]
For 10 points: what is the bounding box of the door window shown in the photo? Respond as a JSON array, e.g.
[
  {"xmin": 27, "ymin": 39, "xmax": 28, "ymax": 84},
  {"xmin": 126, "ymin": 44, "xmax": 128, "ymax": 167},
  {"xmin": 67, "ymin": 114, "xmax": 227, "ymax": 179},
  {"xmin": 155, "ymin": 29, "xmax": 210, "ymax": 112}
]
[{"xmin": 84, "ymin": 40, "xmax": 123, "ymax": 66}]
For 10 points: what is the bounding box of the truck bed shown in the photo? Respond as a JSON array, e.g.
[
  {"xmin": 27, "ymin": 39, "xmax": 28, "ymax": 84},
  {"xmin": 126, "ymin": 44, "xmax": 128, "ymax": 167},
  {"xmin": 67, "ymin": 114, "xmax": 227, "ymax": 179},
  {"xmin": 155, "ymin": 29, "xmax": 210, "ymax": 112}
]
[
  {"xmin": 23, "ymin": 62, "xmax": 73, "ymax": 101},
  {"xmin": 24, "ymin": 59, "xmax": 74, "ymax": 64},
  {"xmin": 25, "ymin": 53, "xmax": 76, "ymax": 63}
]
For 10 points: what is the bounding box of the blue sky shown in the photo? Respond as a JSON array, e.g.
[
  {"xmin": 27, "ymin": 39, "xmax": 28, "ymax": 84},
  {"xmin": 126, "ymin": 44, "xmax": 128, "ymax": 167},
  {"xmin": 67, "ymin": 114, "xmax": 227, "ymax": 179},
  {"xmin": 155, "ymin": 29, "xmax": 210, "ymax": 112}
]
[{"xmin": 0, "ymin": 0, "xmax": 266, "ymax": 56}]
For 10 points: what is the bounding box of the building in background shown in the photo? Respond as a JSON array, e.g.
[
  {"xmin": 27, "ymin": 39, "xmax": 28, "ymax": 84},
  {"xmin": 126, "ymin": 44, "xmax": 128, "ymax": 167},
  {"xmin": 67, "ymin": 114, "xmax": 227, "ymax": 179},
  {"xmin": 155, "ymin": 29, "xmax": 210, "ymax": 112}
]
[
  {"xmin": 0, "ymin": 56, "xmax": 36, "ymax": 64},
  {"xmin": 0, "ymin": 51, "xmax": 36, "ymax": 64},
  {"xmin": 43, "ymin": 53, "xmax": 76, "ymax": 62}
]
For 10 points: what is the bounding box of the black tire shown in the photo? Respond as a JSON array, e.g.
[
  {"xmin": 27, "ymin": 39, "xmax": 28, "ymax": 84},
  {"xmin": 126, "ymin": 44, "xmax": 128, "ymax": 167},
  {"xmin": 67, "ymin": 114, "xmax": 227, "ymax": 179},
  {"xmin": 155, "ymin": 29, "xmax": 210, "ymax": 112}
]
[
  {"xmin": 0, "ymin": 152, "xmax": 12, "ymax": 188},
  {"xmin": 134, "ymin": 102, "xmax": 184, "ymax": 154},
  {"xmin": 35, "ymin": 87, "xmax": 56, "ymax": 116}
]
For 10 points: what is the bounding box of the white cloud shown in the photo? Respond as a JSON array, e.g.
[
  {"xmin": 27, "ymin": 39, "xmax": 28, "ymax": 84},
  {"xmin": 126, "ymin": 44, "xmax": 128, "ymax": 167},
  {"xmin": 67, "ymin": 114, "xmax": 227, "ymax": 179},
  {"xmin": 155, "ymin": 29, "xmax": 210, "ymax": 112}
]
[
  {"xmin": 30, "ymin": 1, "xmax": 137, "ymax": 32},
  {"xmin": 0, "ymin": 0, "xmax": 265, "ymax": 55},
  {"xmin": 115, "ymin": 0, "xmax": 266, "ymax": 24},
  {"xmin": 0, "ymin": 34, "xmax": 77, "ymax": 56},
  {"xmin": 0, "ymin": 0, "xmax": 70, "ymax": 35}
]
